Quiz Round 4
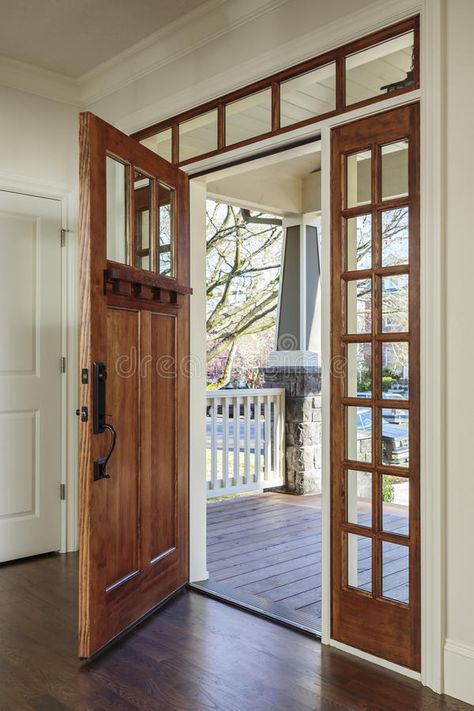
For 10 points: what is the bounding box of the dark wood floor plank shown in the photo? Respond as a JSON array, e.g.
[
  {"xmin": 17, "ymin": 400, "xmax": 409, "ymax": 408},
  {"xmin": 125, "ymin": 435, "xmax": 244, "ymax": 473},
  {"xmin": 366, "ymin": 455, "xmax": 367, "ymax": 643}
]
[{"xmin": 0, "ymin": 553, "xmax": 468, "ymax": 710}]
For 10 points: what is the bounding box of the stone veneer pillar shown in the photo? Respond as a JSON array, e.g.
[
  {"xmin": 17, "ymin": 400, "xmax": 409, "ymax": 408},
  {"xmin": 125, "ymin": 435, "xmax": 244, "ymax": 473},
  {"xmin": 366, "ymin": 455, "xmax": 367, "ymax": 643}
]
[{"xmin": 262, "ymin": 365, "xmax": 322, "ymax": 495}]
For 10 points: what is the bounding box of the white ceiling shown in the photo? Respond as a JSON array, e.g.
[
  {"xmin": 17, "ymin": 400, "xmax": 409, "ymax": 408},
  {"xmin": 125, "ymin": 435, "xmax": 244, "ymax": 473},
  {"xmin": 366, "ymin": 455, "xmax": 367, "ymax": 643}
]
[{"xmin": 0, "ymin": 0, "xmax": 210, "ymax": 77}]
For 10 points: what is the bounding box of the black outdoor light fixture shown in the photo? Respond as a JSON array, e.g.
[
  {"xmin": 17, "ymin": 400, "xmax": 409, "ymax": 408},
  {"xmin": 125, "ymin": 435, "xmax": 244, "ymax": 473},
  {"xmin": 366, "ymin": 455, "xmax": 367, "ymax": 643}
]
[{"xmin": 380, "ymin": 46, "xmax": 415, "ymax": 93}]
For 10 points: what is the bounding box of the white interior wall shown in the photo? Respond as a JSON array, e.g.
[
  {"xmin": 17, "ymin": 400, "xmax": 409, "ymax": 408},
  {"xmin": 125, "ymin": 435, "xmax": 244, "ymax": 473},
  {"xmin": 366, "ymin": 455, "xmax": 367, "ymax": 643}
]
[
  {"xmin": 0, "ymin": 85, "xmax": 78, "ymax": 188},
  {"xmin": 443, "ymin": 0, "xmax": 474, "ymax": 704}
]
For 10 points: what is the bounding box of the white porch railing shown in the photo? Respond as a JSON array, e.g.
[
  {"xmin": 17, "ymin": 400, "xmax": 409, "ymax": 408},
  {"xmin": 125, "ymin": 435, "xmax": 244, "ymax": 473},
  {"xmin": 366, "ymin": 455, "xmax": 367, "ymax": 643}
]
[{"xmin": 206, "ymin": 388, "xmax": 286, "ymax": 498}]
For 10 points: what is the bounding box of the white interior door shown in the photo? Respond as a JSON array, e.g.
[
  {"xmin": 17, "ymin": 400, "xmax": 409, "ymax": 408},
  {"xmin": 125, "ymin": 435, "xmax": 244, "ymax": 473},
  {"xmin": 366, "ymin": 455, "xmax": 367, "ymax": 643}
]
[{"xmin": 0, "ymin": 190, "xmax": 62, "ymax": 562}]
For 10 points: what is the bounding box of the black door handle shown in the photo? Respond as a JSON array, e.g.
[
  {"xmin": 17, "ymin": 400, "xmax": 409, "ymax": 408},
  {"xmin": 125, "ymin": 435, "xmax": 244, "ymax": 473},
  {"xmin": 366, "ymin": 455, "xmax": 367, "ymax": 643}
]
[
  {"xmin": 93, "ymin": 362, "xmax": 117, "ymax": 480},
  {"xmin": 94, "ymin": 423, "xmax": 117, "ymax": 481}
]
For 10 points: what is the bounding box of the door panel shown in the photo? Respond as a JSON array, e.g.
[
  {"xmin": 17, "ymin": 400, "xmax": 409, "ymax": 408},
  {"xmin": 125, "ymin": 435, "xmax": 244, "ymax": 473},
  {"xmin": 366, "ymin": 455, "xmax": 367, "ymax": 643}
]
[
  {"xmin": 331, "ymin": 104, "xmax": 420, "ymax": 670},
  {"xmin": 141, "ymin": 312, "xmax": 177, "ymax": 565},
  {"xmin": 78, "ymin": 113, "xmax": 190, "ymax": 657},
  {"xmin": 0, "ymin": 191, "xmax": 62, "ymax": 562},
  {"xmin": 105, "ymin": 307, "xmax": 140, "ymax": 590}
]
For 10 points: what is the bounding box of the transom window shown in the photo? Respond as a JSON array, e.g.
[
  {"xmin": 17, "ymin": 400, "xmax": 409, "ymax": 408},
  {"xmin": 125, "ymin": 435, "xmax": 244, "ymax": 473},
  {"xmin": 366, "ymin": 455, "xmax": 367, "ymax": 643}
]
[{"xmin": 133, "ymin": 16, "xmax": 419, "ymax": 166}]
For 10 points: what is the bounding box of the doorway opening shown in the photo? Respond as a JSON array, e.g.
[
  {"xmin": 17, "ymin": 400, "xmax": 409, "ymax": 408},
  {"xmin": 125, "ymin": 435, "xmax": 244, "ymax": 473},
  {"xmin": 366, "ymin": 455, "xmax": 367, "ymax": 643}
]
[{"xmin": 190, "ymin": 143, "xmax": 324, "ymax": 635}]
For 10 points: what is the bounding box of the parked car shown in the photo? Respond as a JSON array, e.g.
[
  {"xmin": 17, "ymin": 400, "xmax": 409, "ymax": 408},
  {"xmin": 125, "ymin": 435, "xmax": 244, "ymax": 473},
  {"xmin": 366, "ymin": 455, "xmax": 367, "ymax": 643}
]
[{"xmin": 356, "ymin": 408, "xmax": 409, "ymax": 466}]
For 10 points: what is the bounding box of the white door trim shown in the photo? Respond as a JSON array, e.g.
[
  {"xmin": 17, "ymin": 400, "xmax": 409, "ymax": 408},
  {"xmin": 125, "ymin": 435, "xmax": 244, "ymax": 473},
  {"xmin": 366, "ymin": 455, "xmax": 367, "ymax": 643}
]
[
  {"xmin": 0, "ymin": 172, "xmax": 79, "ymax": 554},
  {"xmin": 185, "ymin": 0, "xmax": 444, "ymax": 692}
]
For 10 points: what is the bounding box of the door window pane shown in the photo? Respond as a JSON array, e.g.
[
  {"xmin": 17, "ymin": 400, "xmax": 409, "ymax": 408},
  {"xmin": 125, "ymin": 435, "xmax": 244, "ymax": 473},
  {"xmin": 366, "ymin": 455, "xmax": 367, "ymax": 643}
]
[
  {"xmin": 225, "ymin": 89, "xmax": 272, "ymax": 146},
  {"xmin": 106, "ymin": 156, "xmax": 128, "ymax": 264},
  {"xmin": 346, "ymin": 214, "xmax": 372, "ymax": 271},
  {"xmin": 345, "ymin": 31, "xmax": 415, "ymax": 106},
  {"xmin": 382, "ymin": 475, "xmax": 409, "ymax": 535},
  {"xmin": 381, "ymin": 140, "xmax": 409, "ymax": 200},
  {"xmin": 157, "ymin": 183, "xmax": 174, "ymax": 276},
  {"xmin": 140, "ymin": 128, "xmax": 172, "ymax": 163},
  {"xmin": 381, "ymin": 275, "xmax": 408, "ymax": 332},
  {"xmin": 346, "ymin": 279, "xmax": 372, "ymax": 334},
  {"xmin": 133, "ymin": 170, "xmax": 151, "ymax": 271},
  {"xmin": 382, "ymin": 541, "xmax": 409, "ymax": 604},
  {"xmin": 381, "ymin": 207, "xmax": 409, "ymax": 266},
  {"xmin": 346, "ymin": 150, "xmax": 371, "ymax": 208},
  {"xmin": 382, "ymin": 342, "xmax": 409, "ymax": 399},
  {"xmin": 346, "ymin": 342, "xmax": 372, "ymax": 398},
  {"xmin": 381, "ymin": 408, "xmax": 409, "ymax": 468},
  {"xmin": 280, "ymin": 63, "xmax": 336, "ymax": 127},
  {"xmin": 179, "ymin": 110, "xmax": 218, "ymax": 162},
  {"xmin": 346, "ymin": 406, "xmax": 372, "ymax": 464},
  {"xmin": 347, "ymin": 533, "xmax": 372, "ymax": 592},
  {"xmin": 346, "ymin": 470, "xmax": 372, "ymax": 527}
]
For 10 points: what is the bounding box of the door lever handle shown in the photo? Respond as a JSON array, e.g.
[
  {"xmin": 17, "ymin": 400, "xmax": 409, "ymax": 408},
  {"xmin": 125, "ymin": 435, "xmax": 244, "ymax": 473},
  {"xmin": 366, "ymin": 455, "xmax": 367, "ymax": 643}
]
[{"xmin": 94, "ymin": 423, "xmax": 117, "ymax": 481}]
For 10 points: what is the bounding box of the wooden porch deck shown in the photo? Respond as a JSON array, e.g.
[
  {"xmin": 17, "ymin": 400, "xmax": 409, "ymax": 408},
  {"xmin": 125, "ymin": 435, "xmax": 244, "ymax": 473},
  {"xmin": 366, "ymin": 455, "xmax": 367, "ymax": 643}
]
[
  {"xmin": 206, "ymin": 491, "xmax": 410, "ymax": 633},
  {"xmin": 206, "ymin": 492, "xmax": 323, "ymax": 631}
]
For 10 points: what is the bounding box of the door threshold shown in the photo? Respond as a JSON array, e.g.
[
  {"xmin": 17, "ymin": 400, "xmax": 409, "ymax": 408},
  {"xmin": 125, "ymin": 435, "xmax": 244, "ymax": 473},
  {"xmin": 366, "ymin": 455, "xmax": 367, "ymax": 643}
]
[{"xmin": 189, "ymin": 579, "xmax": 321, "ymax": 639}]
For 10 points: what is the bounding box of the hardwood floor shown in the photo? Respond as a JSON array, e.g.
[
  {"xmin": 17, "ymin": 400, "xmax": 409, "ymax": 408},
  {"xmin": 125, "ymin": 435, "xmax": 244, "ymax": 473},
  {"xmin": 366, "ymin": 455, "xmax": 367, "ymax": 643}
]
[
  {"xmin": 0, "ymin": 552, "xmax": 469, "ymax": 710},
  {"xmin": 206, "ymin": 492, "xmax": 410, "ymax": 632}
]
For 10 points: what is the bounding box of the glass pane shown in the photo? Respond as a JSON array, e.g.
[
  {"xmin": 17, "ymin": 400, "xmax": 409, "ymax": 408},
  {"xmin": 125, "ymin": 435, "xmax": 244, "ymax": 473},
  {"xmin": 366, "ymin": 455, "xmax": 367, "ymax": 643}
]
[
  {"xmin": 140, "ymin": 128, "xmax": 172, "ymax": 163},
  {"xmin": 225, "ymin": 89, "xmax": 272, "ymax": 146},
  {"xmin": 381, "ymin": 274, "xmax": 408, "ymax": 332},
  {"xmin": 346, "ymin": 470, "xmax": 372, "ymax": 527},
  {"xmin": 106, "ymin": 156, "xmax": 128, "ymax": 264},
  {"xmin": 280, "ymin": 63, "xmax": 336, "ymax": 127},
  {"xmin": 381, "ymin": 408, "xmax": 409, "ymax": 468},
  {"xmin": 345, "ymin": 31, "xmax": 415, "ymax": 105},
  {"xmin": 381, "ymin": 207, "xmax": 409, "ymax": 266},
  {"xmin": 346, "ymin": 406, "xmax": 372, "ymax": 463},
  {"xmin": 382, "ymin": 475, "xmax": 409, "ymax": 535},
  {"xmin": 347, "ymin": 533, "xmax": 372, "ymax": 592},
  {"xmin": 381, "ymin": 140, "xmax": 409, "ymax": 200},
  {"xmin": 179, "ymin": 110, "xmax": 218, "ymax": 162},
  {"xmin": 346, "ymin": 150, "xmax": 371, "ymax": 208},
  {"xmin": 346, "ymin": 342, "xmax": 372, "ymax": 398},
  {"xmin": 157, "ymin": 183, "xmax": 174, "ymax": 276},
  {"xmin": 346, "ymin": 279, "xmax": 372, "ymax": 334},
  {"xmin": 382, "ymin": 541, "xmax": 409, "ymax": 604},
  {"xmin": 346, "ymin": 214, "xmax": 372, "ymax": 270},
  {"xmin": 133, "ymin": 170, "xmax": 151, "ymax": 271},
  {"xmin": 382, "ymin": 342, "xmax": 409, "ymax": 399}
]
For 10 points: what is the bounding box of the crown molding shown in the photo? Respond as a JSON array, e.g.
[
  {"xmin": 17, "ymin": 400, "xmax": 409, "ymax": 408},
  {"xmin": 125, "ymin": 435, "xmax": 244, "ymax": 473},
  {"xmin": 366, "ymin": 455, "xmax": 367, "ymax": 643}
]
[
  {"xmin": 0, "ymin": 54, "xmax": 79, "ymax": 106},
  {"xmin": 0, "ymin": 0, "xmax": 422, "ymax": 114},
  {"xmin": 117, "ymin": 0, "xmax": 423, "ymax": 134},
  {"xmin": 79, "ymin": 0, "xmax": 290, "ymax": 106}
]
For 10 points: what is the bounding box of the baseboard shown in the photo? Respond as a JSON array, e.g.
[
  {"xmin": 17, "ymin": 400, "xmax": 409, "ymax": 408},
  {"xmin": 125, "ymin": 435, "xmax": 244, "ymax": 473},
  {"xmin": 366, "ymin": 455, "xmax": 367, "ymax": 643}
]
[{"xmin": 444, "ymin": 639, "xmax": 474, "ymax": 705}]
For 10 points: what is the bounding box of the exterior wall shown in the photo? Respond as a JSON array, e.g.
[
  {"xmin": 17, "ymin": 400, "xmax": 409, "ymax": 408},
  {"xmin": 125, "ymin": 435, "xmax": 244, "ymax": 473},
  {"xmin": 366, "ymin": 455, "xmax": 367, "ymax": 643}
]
[{"xmin": 443, "ymin": 0, "xmax": 474, "ymax": 703}]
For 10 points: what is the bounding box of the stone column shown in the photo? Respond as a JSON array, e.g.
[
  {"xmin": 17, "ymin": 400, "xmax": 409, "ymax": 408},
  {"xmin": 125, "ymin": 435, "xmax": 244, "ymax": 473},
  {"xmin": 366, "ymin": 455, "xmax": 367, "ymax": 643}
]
[{"xmin": 262, "ymin": 365, "xmax": 322, "ymax": 495}]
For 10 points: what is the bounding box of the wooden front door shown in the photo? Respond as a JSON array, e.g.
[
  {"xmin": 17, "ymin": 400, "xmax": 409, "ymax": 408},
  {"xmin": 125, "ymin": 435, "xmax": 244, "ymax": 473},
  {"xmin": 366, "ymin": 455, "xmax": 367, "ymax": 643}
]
[
  {"xmin": 331, "ymin": 104, "xmax": 420, "ymax": 669},
  {"xmin": 78, "ymin": 113, "xmax": 190, "ymax": 657}
]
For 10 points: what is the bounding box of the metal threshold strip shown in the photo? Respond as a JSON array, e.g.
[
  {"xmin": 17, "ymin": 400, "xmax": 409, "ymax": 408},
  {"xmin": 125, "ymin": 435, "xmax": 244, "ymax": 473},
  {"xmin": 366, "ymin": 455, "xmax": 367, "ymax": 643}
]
[{"xmin": 188, "ymin": 579, "xmax": 321, "ymax": 639}]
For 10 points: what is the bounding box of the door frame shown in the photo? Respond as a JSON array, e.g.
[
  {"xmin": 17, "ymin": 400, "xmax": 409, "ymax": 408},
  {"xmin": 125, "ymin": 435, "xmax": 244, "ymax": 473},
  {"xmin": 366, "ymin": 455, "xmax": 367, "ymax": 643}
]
[
  {"xmin": 0, "ymin": 171, "xmax": 78, "ymax": 554},
  {"xmin": 180, "ymin": 0, "xmax": 444, "ymax": 690}
]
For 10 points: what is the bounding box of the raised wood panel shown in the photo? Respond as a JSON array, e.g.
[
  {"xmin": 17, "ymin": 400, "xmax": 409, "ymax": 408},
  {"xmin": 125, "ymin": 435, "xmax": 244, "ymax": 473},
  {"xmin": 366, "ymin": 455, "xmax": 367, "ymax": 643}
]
[
  {"xmin": 140, "ymin": 311, "xmax": 177, "ymax": 566},
  {"xmin": 105, "ymin": 307, "xmax": 140, "ymax": 590}
]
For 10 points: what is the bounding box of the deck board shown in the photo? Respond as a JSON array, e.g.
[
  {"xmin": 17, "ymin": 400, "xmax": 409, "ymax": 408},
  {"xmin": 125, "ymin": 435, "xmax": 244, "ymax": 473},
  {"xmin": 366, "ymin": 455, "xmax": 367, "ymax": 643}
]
[{"xmin": 207, "ymin": 491, "xmax": 410, "ymax": 632}]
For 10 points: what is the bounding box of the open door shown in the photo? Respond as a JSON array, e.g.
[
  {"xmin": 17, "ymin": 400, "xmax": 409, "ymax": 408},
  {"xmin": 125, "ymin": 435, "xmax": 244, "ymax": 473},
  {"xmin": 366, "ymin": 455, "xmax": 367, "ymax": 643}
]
[{"xmin": 78, "ymin": 113, "xmax": 190, "ymax": 657}]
